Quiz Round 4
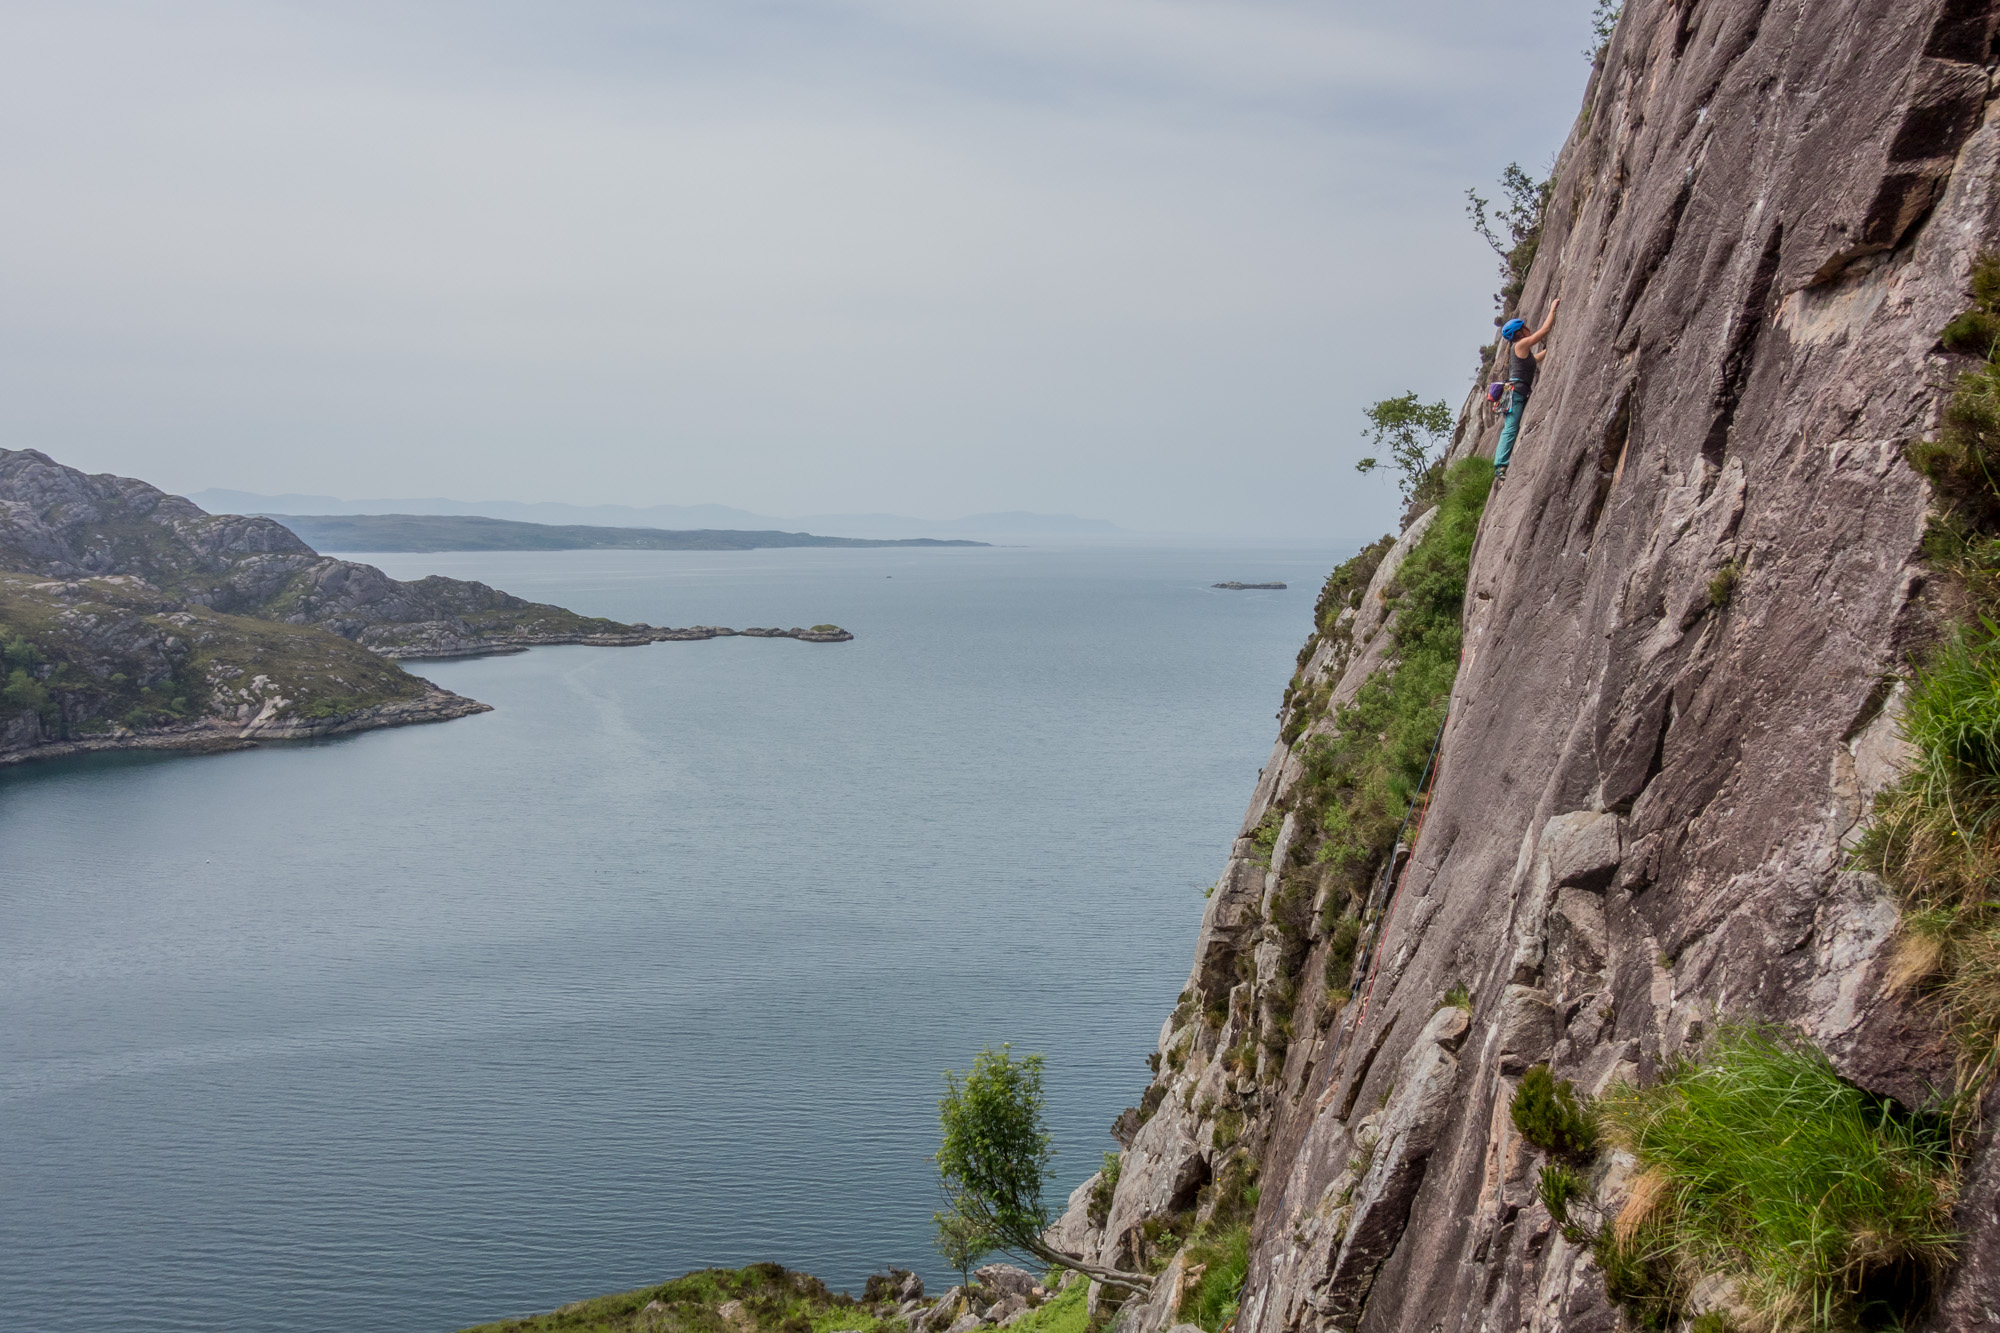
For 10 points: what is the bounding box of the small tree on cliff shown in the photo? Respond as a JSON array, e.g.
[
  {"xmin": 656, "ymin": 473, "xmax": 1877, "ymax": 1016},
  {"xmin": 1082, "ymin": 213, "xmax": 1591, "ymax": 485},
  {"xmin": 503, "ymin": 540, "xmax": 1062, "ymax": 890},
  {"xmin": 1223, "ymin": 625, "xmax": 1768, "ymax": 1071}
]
[
  {"xmin": 1466, "ymin": 163, "xmax": 1554, "ymax": 313},
  {"xmin": 1355, "ymin": 393, "xmax": 1456, "ymax": 511},
  {"xmin": 933, "ymin": 1208, "xmax": 993, "ymax": 1291},
  {"xmin": 935, "ymin": 1045, "xmax": 1153, "ymax": 1296}
]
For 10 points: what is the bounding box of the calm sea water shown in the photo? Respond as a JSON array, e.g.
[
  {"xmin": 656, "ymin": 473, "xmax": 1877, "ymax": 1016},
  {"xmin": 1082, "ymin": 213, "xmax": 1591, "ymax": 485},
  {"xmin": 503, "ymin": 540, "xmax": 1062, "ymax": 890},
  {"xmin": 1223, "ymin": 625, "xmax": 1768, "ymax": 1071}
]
[{"xmin": 0, "ymin": 543, "xmax": 1343, "ymax": 1333}]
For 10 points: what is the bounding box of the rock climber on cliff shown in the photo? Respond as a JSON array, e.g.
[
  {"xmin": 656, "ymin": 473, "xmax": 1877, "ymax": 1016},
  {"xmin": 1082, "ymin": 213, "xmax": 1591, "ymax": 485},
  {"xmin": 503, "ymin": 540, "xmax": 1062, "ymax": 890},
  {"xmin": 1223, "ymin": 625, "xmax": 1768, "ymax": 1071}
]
[{"xmin": 1492, "ymin": 296, "xmax": 1559, "ymax": 485}]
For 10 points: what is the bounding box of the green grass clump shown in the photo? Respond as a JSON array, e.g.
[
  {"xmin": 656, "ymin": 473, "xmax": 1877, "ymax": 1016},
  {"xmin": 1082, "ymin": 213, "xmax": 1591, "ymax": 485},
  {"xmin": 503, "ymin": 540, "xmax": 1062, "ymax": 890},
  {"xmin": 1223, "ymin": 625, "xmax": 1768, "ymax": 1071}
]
[
  {"xmin": 1322, "ymin": 916, "xmax": 1362, "ymax": 999},
  {"xmin": 456, "ymin": 1263, "xmax": 896, "ymax": 1333},
  {"xmin": 1510, "ymin": 1065, "xmax": 1599, "ymax": 1162},
  {"xmin": 1001, "ymin": 1277, "xmax": 1087, "ymax": 1333},
  {"xmin": 1856, "ymin": 619, "xmax": 2000, "ymax": 1069},
  {"xmin": 1292, "ymin": 459, "xmax": 1492, "ymax": 912},
  {"xmin": 1087, "ymin": 1151, "xmax": 1121, "ymax": 1228},
  {"xmin": 1852, "ymin": 254, "xmax": 2000, "ymax": 1074},
  {"xmin": 1598, "ymin": 1027, "xmax": 1959, "ymax": 1331},
  {"xmin": 1539, "ymin": 1162, "xmax": 1597, "ymax": 1247},
  {"xmin": 1707, "ymin": 561, "xmax": 1741, "ymax": 610},
  {"xmin": 1179, "ymin": 1223, "xmax": 1250, "ymax": 1333}
]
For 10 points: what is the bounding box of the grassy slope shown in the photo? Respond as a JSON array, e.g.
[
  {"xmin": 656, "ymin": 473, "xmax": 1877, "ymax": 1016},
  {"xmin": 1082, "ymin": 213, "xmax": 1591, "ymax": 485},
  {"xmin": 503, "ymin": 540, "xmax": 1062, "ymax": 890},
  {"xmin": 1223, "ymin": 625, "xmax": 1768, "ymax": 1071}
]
[
  {"xmin": 0, "ymin": 572, "xmax": 432, "ymax": 740},
  {"xmin": 457, "ymin": 1264, "xmax": 917, "ymax": 1333}
]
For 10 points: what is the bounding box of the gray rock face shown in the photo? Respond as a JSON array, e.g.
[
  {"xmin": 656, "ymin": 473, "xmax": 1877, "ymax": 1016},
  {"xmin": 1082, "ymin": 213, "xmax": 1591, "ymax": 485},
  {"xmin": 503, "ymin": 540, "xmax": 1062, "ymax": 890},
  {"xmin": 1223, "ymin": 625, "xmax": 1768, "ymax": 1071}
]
[
  {"xmin": 974, "ymin": 1266, "xmax": 1040, "ymax": 1301},
  {"xmin": 1073, "ymin": 2, "xmax": 2000, "ymax": 1329}
]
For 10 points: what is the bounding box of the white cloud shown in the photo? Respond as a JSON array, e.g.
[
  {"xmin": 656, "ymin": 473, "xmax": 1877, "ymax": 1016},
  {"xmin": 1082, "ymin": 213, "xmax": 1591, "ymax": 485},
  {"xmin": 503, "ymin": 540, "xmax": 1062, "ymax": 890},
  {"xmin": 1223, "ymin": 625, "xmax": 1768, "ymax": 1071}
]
[{"xmin": 0, "ymin": 0, "xmax": 1597, "ymax": 535}]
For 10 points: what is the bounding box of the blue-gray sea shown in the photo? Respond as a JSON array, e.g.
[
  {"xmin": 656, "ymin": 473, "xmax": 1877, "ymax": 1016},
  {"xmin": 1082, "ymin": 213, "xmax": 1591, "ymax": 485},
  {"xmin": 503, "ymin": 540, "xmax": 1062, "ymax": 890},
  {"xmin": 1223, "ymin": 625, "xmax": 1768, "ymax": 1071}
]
[{"xmin": 0, "ymin": 543, "xmax": 1345, "ymax": 1333}]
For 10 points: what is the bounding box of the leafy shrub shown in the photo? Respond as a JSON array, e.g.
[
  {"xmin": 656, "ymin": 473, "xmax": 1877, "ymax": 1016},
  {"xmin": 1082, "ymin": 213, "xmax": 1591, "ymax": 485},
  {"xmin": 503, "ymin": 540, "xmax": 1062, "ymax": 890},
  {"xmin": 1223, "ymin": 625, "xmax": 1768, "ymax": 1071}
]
[
  {"xmin": 1087, "ymin": 1152, "xmax": 1122, "ymax": 1228},
  {"xmin": 1441, "ymin": 985, "xmax": 1472, "ymax": 1013},
  {"xmin": 1354, "ymin": 393, "xmax": 1456, "ymax": 510},
  {"xmin": 1323, "ymin": 915, "xmax": 1362, "ymax": 1000},
  {"xmin": 1510, "ymin": 1065, "xmax": 1599, "ymax": 1162},
  {"xmin": 1940, "ymin": 253, "xmax": 2000, "ymax": 355},
  {"xmin": 1467, "ymin": 164, "xmax": 1554, "ymax": 314},
  {"xmin": 1310, "ymin": 536, "xmax": 1395, "ymax": 640},
  {"xmin": 3, "ymin": 666, "xmax": 51, "ymax": 716},
  {"xmin": 1248, "ymin": 808, "xmax": 1284, "ymax": 866},
  {"xmin": 1707, "ymin": 561, "xmax": 1740, "ymax": 610},
  {"xmin": 1585, "ymin": 0, "xmax": 1622, "ymax": 57},
  {"xmin": 1598, "ymin": 1027, "xmax": 1960, "ymax": 1331}
]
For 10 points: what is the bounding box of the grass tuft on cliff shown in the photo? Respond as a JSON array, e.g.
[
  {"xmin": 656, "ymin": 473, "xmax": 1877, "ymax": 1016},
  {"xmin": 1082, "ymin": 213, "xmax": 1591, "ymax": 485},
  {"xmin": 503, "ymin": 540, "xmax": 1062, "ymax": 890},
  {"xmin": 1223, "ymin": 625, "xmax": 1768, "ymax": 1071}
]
[
  {"xmin": 1870, "ymin": 251, "xmax": 2000, "ymax": 1073},
  {"xmin": 456, "ymin": 1263, "xmax": 908, "ymax": 1333},
  {"xmin": 1295, "ymin": 458, "xmax": 1492, "ymax": 918},
  {"xmin": 1245, "ymin": 457, "xmax": 1491, "ymax": 1037},
  {"xmin": 1596, "ymin": 1027, "xmax": 1959, "ymax": 1332},
  {"xmin": 999, "ymin": 1277, "xmax": 1087, "ymax": 1333},
  {"xmin": 1178, "ymin": 1223, "xmax": 1250, "ymax": 1333}
]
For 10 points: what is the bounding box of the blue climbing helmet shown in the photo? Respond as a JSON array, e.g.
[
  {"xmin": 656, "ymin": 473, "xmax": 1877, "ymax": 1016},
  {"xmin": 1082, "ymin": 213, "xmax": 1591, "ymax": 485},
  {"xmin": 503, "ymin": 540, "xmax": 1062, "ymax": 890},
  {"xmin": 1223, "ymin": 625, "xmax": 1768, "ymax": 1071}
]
[{"xmin": 1501, "ymin": 317, "xmax": 1527, "ymax": 341}]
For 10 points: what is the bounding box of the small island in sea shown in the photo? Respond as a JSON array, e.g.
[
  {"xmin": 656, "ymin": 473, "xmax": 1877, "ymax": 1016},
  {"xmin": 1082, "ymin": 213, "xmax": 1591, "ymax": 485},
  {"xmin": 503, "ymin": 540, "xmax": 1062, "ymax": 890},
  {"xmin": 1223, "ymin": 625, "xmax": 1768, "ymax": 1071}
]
[{"xmin": 1211, "ymin": 581, "xmax": 1286, "ymax": 590}]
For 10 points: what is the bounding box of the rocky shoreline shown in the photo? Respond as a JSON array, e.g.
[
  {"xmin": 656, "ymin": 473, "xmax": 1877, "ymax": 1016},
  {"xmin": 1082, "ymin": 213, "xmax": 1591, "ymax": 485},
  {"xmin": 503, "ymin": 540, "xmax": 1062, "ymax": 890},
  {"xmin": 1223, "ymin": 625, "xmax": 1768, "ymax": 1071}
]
[
  {"xmin": 383, "ymin": 624, "xmax": 855, "ymax": 659},
  {"xmin": 0, "ymin": 685, "xmax": 490, "ymax": 766},
  {"xmin": 460, "ymin": 1261, "xmax": 1082, "ymax": 1333}
]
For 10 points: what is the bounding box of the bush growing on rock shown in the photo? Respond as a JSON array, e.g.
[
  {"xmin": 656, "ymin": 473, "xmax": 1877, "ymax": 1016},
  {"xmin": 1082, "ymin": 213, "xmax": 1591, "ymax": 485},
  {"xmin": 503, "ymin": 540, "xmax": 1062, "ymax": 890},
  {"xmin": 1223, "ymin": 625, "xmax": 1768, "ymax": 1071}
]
[{"xmin": 1509, "ymin": 1065, "xmax": 1598, "ymax": 1162}]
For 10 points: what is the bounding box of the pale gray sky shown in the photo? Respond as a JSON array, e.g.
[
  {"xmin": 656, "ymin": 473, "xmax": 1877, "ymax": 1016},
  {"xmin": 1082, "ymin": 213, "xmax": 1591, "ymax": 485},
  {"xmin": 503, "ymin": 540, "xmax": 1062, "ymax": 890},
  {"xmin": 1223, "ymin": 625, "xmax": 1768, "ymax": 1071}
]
[{"xmin": 0, "ymin": 0, "xmax": 1598, "ymax": 538}]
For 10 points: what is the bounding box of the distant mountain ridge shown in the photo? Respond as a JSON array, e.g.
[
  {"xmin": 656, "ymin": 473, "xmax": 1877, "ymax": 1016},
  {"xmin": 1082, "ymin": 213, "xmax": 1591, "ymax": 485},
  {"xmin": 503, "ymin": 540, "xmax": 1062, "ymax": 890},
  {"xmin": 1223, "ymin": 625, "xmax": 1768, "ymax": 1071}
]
[
  {"xmin": 192, "ymin": 489, "xmax": 1124, "ymax": 541},
  {"xmin": 265, "ymin": 513, "xmax": 987, "ymax": 553}
]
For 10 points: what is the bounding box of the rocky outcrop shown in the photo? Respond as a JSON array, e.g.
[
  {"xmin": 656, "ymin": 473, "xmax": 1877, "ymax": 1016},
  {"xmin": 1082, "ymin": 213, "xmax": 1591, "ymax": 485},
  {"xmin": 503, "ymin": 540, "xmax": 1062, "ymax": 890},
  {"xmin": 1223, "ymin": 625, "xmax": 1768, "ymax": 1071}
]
[
  {"xmin": 0, "ymin": 683, "xmax": 489, "ymax": 766},
  {"xmin": 1071, "ymin": 2, "xmax": 2000, "ymax": 1330},
  {"xmin": 0, "ymin": 449, "xmax": 855, "ymax": 659},
  {"xmin": 0, "ymin": 450, "xmax": 850, "ymax": 762}
]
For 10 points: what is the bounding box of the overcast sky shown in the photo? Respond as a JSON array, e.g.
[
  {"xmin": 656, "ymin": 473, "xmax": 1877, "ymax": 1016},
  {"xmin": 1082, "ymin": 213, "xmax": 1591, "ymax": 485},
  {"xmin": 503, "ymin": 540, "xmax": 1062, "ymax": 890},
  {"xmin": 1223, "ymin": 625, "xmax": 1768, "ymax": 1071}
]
[{"xmin": 0, "ymin": 1, "xmax": 1598, "ymax": 539}]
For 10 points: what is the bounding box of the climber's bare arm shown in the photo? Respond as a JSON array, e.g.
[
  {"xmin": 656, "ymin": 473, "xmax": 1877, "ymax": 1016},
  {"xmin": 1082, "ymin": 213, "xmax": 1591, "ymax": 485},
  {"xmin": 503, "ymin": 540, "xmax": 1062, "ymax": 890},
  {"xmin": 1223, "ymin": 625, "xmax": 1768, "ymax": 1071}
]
[{"xmin": 1514, "ymin": 296, "xmax": 1561, "ymax": 352}]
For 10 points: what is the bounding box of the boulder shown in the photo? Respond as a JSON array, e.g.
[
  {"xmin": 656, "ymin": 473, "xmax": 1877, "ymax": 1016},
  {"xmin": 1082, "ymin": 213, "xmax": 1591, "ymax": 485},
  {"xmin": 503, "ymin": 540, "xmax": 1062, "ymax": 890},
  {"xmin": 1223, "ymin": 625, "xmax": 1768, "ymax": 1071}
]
[
  {"xmin": 975, "ymin": 1266, "xmax": 1041, "ymax": 1301},
  {"xmin": 982, "ymin": 1294, "xmax": 1027, "ymax": 1325}
]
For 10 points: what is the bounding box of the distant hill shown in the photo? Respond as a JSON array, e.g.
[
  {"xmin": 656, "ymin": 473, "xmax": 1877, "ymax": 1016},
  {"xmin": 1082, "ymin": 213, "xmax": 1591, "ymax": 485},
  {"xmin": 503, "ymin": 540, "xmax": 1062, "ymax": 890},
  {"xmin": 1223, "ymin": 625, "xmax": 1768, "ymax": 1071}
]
[
  {"xmin": 267, "ymin": 514, "xmax": 988, "ymax": 553},
  {"xmin": 0, "ymin": 450, "xmax": 854, "ymax": 766},
  {"xmin": 192, "ymin": 489, "xmax": 1124, "ymax": 541}
]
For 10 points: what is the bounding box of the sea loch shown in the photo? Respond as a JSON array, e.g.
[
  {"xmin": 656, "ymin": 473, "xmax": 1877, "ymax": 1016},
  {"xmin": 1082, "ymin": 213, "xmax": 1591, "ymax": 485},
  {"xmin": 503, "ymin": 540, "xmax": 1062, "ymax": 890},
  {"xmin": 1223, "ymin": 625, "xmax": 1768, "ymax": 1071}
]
[{"xmin": 0, "ymin": 542, "xmax": 1343, "ymax": 1333}]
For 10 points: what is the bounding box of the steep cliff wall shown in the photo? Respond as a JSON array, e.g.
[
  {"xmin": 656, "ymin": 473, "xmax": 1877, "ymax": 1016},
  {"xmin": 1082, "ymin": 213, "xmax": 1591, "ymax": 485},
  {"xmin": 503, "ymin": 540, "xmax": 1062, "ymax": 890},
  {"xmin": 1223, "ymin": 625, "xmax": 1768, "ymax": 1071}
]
[{"xmin": 1063, "ymin": 2, "xmax": 2000, "ymax": 1329}]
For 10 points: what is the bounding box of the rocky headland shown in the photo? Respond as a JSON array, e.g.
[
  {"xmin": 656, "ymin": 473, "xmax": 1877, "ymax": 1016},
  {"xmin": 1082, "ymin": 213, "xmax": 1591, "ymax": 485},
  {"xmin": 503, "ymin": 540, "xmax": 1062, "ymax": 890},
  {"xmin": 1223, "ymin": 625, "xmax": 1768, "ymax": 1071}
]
[{"xmin": 0, "ymin": 449, "xmax": 849, "ymax": 765}]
